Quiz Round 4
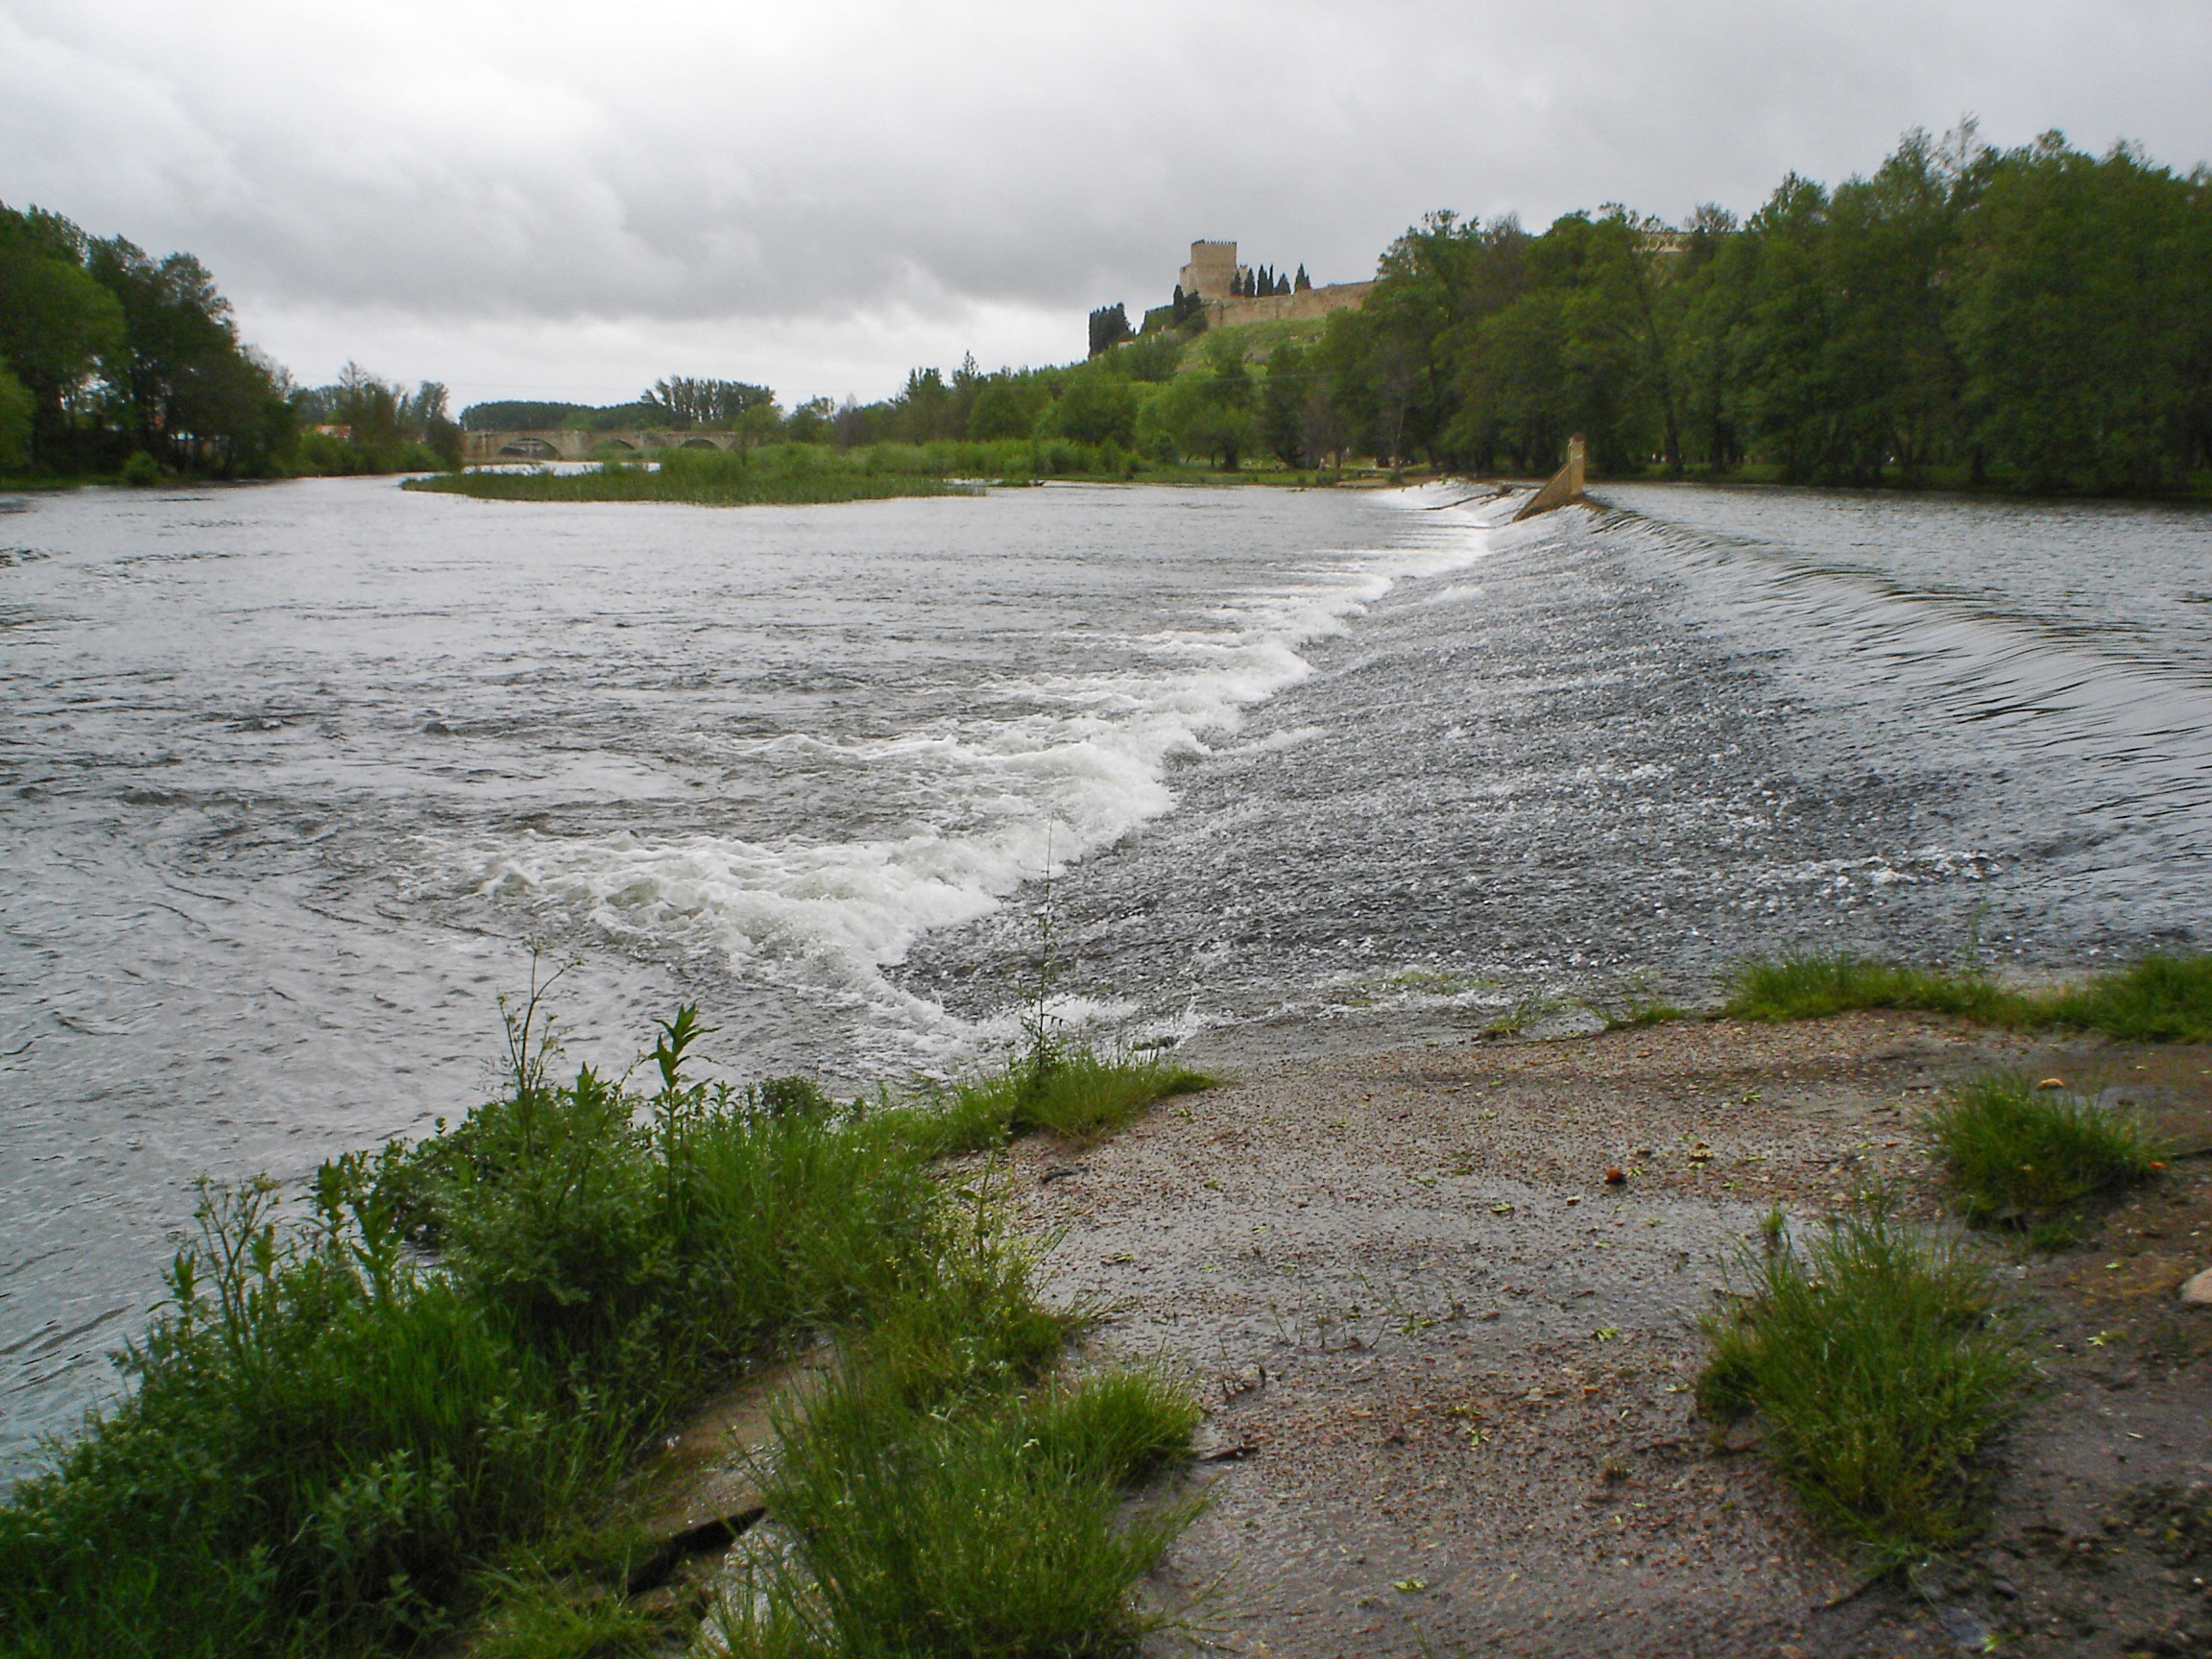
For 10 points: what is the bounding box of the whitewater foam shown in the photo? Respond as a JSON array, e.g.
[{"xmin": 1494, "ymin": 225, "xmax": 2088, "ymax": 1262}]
[{"xmin": 458, "ymin": 487, "xmax": 1503, "ymax": 1063}]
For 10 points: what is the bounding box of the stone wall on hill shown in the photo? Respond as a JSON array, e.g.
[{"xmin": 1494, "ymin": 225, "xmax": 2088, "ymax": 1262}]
[{"xmin": 1202, "ymin": 281, "xmax": 1373, "ymax": 328}]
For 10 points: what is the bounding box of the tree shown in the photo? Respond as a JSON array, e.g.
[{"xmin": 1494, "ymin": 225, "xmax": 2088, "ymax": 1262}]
[
  {"xmin": 1046, "ymin": 376, "xmax": 1140, "ymax": 446},
  {"xmin": 1261, "ymin": 342, "xmax": 1309, "ymax": 465},
  {"xmin": 0, "ymin": 204, "xmax": 126, "ymax": 469},
  {"xmin": 0, "ymin": 353, "xmax": 32, "ymax": 470},
  {"xmin": 1087, "ymin": 303, "xmax": 1132, "ymax": 358},
  {"xmin": 647, "ymin": 377, "xmax": 777, "ymax": 429},
  {"xmin": 966, "ymin": 373, "xmax": 1050, "ymax": 441},
  {"xmin": 1294, "ymin": 264, "xmax": 1310, "ymax": 292},
  {"xmin": 1950, "ymin": 132, "xmax": 2212, "ymax": 490},
  {"xmin": 784, "ymin": 396, "xmax": 835, "ymax": 444},
  {"xmin": 895, "ymin": 367, "xmax": 952, "ymax": 442},
  {"xmin": 83, "ymin": 235, "xmax": 294, "ymax": 475},
  {"xmin": 1129, "ymin": 340, "xmax": 1259, "ymax": 469}
]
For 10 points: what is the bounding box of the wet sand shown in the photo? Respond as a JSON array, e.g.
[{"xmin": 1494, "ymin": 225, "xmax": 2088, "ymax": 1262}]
[{"xmin": 996, "ymin": 1015, "xmax": 2212, "ymax": 1657}]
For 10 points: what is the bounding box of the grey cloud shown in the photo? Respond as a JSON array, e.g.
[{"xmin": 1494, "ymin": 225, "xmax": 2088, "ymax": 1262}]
[{"xmin": 4, "ymin": 0, "xmax": 2209, "ymax": 396}]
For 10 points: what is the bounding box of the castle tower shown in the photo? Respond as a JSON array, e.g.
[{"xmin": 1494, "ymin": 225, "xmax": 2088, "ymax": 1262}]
[{"xmin": 1179, "ymin": 240, "xmax": 1238, "ymax": 301}]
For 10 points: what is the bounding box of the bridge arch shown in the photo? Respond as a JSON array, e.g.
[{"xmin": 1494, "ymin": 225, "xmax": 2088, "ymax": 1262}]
[{"xmin": 497, "ymin": 436, "xmax": 560, "ymax": 458}]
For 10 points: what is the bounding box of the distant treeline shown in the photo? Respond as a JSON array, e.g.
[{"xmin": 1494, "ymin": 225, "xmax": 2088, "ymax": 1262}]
[
  {"xmin": 18, "ymin": 124, "xmax": 2200, "ymax": 493},
  {"xmin": 1311, "ymin": 125, "xmax": 2212, "ymax": 491},
  {"xmin": 0, "ymin": 203, "xmax": 461, "ymax": 480},
  {"xmin": 474, "ymin": 128, "xmax": 2208, "ymax": 495}
]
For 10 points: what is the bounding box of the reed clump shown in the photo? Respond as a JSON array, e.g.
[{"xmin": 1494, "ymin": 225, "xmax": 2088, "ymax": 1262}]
[
  {"xmin": 1697, "ymin": 1201, "xmax": 2030, "ymax": 1568},
  {"xmin": 0, "ymin": 1002, "xmax": 1203, "ymax": 1658},
  {"xmin": 1723, "ymin": 950, "xmax": 2212, "ymax": 1042}
]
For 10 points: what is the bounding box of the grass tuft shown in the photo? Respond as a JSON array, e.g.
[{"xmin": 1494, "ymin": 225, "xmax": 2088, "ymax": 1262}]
[
  {"xmin": 1724, "ymin": 954, "xmax": 2020, "ymax": 1024},
  {"xmin": 1723, "ymin": 950, "xmax": 2212, "ymax": 1043},
  {"xmin": 2038, "ymin": 952, "xmax": 2212, "ymax": 1042},
  {"xmin": 936, "ymin": 1046, "xmax": 1217, "ymax": 1148},
  {"xmin": 1697, "ymin": 1201, "xmax": 2030, "ymax": 1568},
  {"xmin": 1925, "ymin": 1072, "xmax": 2161, "ymax": 1228},
  {"xmin": 706, "ymin": 1164, "xmax": 1202, "ymax": 1657}
]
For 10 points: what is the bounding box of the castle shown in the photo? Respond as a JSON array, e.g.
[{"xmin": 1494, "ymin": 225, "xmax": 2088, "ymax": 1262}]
[{"xmin": 1174, "ymin": 240, "xmax": 1372, "ymax": 327}]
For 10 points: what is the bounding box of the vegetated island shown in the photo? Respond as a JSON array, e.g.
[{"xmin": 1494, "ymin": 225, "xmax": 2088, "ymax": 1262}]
[{"xmin": 4, "ymin": 949, "xmax": 2210, "ymax": 1656}]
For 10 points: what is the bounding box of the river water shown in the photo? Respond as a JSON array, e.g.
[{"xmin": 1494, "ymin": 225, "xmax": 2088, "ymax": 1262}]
[{"xmin": 2, "ymin": 475, "xmax": 2207, "ymax": 1472}]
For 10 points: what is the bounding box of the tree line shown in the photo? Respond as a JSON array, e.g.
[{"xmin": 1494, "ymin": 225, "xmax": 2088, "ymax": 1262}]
[
  {"xmin": 583, "ymin": 126, "xmax": 2208, "ymax": 494},
  {"xmin": 0, "ymin": 202, "xmax": 464, "ymax": 479},
  {"xmin": 1302, "ymin": 125, "xmax": 2212, "ymax": 491},
  {"xmin": 30, "ymin": 123, "xmax": 2194, "ymax": 493}
]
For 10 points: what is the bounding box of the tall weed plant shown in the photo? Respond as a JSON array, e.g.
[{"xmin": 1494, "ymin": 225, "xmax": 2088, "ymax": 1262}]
[{"xmin": 0, "ymin": 1005, "xmax": 934, "ymax": 1657}]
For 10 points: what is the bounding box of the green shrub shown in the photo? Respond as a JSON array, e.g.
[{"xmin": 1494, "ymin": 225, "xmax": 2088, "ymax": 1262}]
[
  {"xmin": 0, "ymin": 1005, "xmax": 1207, "ymax": 1657},
  {"xmin": 1697, "ymin": 1203, "xmax": 2029, "ymax": 1567},
  {"xmin": 119, "ymin": 448, "xmax": 162, "ymax": 486},
  {"xmin": 1925, "ymin": 1072, "xmax": 2161, "ymax": 1226},
  {"xmin": 0, "ymin": 1006, "xmax": 938, "ymax": 1657}
]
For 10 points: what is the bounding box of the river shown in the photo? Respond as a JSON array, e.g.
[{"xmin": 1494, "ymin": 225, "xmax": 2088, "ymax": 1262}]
[{"xmin": 2, "ymin": 474, "xmax": 2206, "ymax": 1472}]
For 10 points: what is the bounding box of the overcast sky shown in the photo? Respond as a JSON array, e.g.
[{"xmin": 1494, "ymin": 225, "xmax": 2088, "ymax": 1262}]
[{"xmin": 6, "ymin": 0, "xmax": 2208, "ymax": 410}]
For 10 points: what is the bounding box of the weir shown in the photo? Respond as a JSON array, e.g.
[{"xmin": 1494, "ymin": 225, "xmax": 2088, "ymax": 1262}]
[{"xmin": 1512, "ymin": 433, "xmax": 1588, "ymax": 520}]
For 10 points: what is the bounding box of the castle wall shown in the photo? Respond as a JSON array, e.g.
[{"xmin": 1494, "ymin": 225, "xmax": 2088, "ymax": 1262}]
[{"xmin": 1202, "ymin": 280, "xmax": 1372, "ymax": 328}]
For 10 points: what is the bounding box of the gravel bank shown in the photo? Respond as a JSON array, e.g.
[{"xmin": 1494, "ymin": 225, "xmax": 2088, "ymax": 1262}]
[{"xmin": 996, "ymin": 1014, "xmax": 2212, "ymax": 1657}]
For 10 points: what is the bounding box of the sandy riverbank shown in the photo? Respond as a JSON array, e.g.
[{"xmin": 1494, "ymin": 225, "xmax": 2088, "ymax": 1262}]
[{"xmin": 990, "ymin": 1014, "xmax": 2212, "ymax": 1657}]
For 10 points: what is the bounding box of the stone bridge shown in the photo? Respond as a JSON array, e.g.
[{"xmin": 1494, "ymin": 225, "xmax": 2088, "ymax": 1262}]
[{"xmin": 460, "ymin": 428, "xmax": 751, "ymax": 464}]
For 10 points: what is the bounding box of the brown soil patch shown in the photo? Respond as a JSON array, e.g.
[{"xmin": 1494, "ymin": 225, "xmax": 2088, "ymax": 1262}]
[{"xmin": 998, "ymin": 1014, "xmax": 2212, "ymax": 1657}]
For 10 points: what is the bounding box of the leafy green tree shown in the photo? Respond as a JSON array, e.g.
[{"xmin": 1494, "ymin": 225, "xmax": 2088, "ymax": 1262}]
[
  {"xmin": 895, "ymin": 366, "xmax": 954, "ymax": 442},
  {"xmin": 784, "ymin": 396, "xmax": 835, "ymax": 444},
  {"xmin": 458, "ymin": 399, "xmax": 590, "ymax": 431},
  {"xmin": 0, "ymin": 353, "xmax": 32, "ymax": 470},
  {"xmin": 84, "ymin": 235, "xmax": 293, "ymax": 475},
  {"xmin": 0, "ymin": 204, "xmax": 126, "ymax": 469},
  {"xmin": 1087, "ymin": 304, "xmax": 1132, "ymax": 357},
  {"xmin": 1140, "ymin": 336, "xmax": 1260, "ymax": 468},
  {"xmin": 1669, "ymin": 204, "xmax": 1754, "ymax": 469},
  {"xmin": 647, "ymin": 376, "xmax": 777, "ymax": 429},
  {"xmin": 1262, "ymin": 342, "xmax": 1310, "ymax": 465},
  {"xmin": 1046, "ymin": 376, "xmax": 1140, "ymax": 446},
  {"xmin": 967, "ymin": 374, "xmax": 1050, "ymax": 441},
  {"xmin": 1950, "ymin": 132, "xmax": 2212, "ymax": 490}
]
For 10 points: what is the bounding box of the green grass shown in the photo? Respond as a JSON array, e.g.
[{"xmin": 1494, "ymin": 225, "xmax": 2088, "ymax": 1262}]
[
  {"xmin": 406, "ymin": 443, "xmax": 974, "ymax": 505},
  {"xmin": 1605, "ymin": 997, "xmax": 1691, "ymax": 1030},
  {"xmin": 710, "ymin": 1203, "xmax": 1202, "ymax": 1658},
  {"xmin": 0, "ymin": 1005, "xmax": 1206, "ymax": 1658},
  {"xmin": 936, "ymin": 1046, "xmax": 1217, "ymax": 1147},
  {"xmin": 1924, "ymin": 1072, "xmax": 2161, "ymax": 1230},
  {"xmin": 1722, "ymin": 950, "xmax": 2212, "ymax": 1042},
  {"xmin": 1697, "ymin": 1202, "xmax": 2031, "ymax": 1568},
  {"xmin": 405, "ymin": 436, "xmax": 1165, "ymax": 507},
  {"xmin": 2036, "ymin": 953, "xmax": 2212, "ymax": 1041}
]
